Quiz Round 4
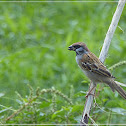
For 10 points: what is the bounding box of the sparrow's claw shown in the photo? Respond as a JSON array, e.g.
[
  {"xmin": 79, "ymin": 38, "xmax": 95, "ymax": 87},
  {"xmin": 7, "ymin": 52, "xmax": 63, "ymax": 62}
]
[{"xmin": 85, "ymin": 92, "xmax": 95, "ymax": 98}]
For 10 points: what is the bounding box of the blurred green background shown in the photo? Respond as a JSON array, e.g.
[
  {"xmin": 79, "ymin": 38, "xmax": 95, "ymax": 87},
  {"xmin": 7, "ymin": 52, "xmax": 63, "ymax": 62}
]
[{"xmin": 0, "ymin": 1, "xmax": 126, "ymax": 124}]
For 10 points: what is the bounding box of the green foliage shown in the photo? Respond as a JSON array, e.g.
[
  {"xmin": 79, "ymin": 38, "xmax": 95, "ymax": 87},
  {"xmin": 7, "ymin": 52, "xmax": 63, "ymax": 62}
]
[
  {"xmin": 0, "ymin": 2, "xmax": 126, "ymax": 125},
  {"xmin": 2, "ymin": 85, "xmax": 81, "ymax": 124}
]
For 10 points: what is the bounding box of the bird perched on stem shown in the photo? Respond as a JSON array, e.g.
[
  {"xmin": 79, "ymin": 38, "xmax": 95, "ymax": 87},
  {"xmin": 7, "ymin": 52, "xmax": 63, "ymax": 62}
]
[{"xmin": 68, "ymin": 42, "xmax": 126, "ymax": 99}]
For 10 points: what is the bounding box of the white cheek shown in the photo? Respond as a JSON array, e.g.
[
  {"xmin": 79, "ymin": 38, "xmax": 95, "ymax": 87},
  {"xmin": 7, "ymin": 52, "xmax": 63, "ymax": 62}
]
[
  {"xmin": 76, "ymin": 56, "xmax": 80, "ymax": 65},
  {"xmin": 75, "ymin": 55, "xmax": 88, "ymax": 78}
]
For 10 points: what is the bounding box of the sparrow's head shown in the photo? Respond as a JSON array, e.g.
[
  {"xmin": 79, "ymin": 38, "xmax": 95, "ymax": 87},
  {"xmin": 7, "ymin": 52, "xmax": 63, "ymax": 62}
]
[{"xmin": 68, "ymin": 42, "xmax": 89, "ymax": 55}]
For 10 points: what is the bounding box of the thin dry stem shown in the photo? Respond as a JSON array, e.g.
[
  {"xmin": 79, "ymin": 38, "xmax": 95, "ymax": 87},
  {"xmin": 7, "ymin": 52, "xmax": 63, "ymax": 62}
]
[{"xmin": 5, "ymin": 87, "xmax": 72, "ymax": 122}]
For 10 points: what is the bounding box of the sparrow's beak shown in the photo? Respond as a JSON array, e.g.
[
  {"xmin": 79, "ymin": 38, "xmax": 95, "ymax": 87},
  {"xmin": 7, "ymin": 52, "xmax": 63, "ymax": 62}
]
[{"xmin": 68, "ymin": 45, "xmax": 75, "ymax": 51}]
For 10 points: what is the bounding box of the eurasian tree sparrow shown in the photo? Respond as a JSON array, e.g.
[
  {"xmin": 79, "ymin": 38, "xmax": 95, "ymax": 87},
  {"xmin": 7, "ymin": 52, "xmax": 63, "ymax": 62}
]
[{"xmin": 68, "ymin": 42, "xmax": 126, "ymax": 99}]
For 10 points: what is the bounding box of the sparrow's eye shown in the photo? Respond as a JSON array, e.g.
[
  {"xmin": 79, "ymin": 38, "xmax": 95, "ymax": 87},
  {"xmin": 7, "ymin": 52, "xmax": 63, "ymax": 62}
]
[{"xmin": 74, "ymin": 45, "xmax": 81, "ymax": 49}]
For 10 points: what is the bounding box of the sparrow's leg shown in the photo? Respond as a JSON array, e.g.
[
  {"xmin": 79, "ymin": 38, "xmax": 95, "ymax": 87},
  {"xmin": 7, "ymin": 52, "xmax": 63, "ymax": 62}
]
[{"xmin": 85, "ymin": 82, "xmax": 96, "ymax": 97}]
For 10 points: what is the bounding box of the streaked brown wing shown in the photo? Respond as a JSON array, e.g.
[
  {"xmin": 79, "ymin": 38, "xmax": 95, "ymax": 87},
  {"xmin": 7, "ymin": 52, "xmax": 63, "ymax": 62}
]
[{"xmin": 81, "ymin": 52, "xmax": 114, "ymax": 78}]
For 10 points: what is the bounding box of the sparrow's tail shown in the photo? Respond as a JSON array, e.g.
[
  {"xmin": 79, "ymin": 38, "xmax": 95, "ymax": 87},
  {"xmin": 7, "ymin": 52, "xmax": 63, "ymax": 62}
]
[{"xmin": 107, "ymin": 80, "xmax": 126, "ymax": 99}]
